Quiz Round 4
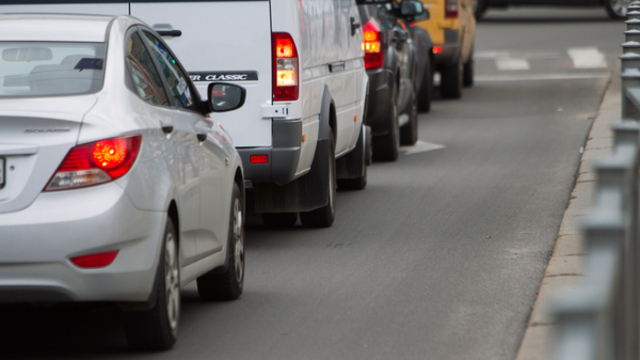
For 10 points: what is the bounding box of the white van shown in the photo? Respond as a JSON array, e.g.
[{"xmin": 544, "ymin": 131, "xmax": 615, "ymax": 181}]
[{"xmin": 4, "ymin": 0, "xmax": 371, "ymax": 228}]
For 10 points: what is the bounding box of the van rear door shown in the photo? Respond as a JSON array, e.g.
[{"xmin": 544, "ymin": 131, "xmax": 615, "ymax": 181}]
[
  {"xmin": 130, "ymin": 0, "xmax": 273, "ymax": 147},
  {"xmin": 0, "ymin": 1, "xmax": 128, "ymax": 16}
]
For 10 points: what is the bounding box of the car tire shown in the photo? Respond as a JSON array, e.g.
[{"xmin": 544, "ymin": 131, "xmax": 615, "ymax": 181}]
[
  {"xmin": 197, "ymin": 182, "xmax": 245, "ymax": 301},
  {"xmin": 124, "ymin": 217, "xmax": 180, "ymax": 351},
  {"xmin": 417, "ymin": 55, "xmax": 433, "ymax": 113},
  {"xmin": 605, "ymin": 0, "xmax": 628, "ymax": 19},
  {"xmin": 261, "ymin": 213, "xmax": 297, "ymax": 228},
  {"xmin": 300, "ymin": 130, "xmax": 336, "ymax": 227},
  {"xmin": 372, "ymin": 82, "xmax": 400, "ymax": 162},
  {"xmin": 463, "ymin": 47, "xmax": 474, "ymax": 88},
  {"xmin": 400, "ymin": 92, "xmax": 418, "ymax": 146},
  {"xmin": 474, "ymin": 0, "xmax": 488, "ymax": 19},
  {"xmin": 337, "ymin": 124, "xmax": 368, "ymax": 191},
  {"xmin": 441, "ymin": 55, "xmax": 463, "ymax": 99}
]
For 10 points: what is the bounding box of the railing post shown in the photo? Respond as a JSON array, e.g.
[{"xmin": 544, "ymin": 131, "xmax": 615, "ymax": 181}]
[{"xmin": 621, "ymin": 19, "xmax": 640, "ymax": 121}]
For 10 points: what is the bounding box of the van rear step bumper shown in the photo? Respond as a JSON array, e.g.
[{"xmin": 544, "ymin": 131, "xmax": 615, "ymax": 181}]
[{"xmin": 237, "ymin": 119, "xmax": 302, "ymax": 186}]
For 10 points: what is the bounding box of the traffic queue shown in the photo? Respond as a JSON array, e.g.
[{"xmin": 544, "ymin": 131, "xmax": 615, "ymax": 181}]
[{"xmin": 0, "ymin": 0, "xmax": 475, "ymax": 350}]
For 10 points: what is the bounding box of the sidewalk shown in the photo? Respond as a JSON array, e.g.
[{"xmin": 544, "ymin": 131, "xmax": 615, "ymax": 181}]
[{"xmin": 515, "ymin": 70, "xmax": 620, "ymax": 360}]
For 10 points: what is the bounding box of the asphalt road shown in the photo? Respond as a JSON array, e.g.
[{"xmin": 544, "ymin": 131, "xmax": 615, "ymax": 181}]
[{"xmin": 0, "ymin": 7, "xmax": 625, "ymax": 360}]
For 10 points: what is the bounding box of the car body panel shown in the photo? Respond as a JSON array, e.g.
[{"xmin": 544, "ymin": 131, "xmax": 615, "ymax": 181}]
[{"xmin": 0, "ymin": 14, "xmax": 244, "ymax": 304}]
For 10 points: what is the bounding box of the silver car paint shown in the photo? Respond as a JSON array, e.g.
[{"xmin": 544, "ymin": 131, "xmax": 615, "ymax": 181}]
[{"xmin": 0, "ymin": 15, "xmax": 243, "ymax": 302}]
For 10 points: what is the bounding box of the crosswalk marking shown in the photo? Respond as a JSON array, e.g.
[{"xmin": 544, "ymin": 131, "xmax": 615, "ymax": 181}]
[
  {"xmin": 496, "ymin": 59, "xmax": 530, "ymax": 71},
  {"xmin": 567, "ymin": 47, "xmax": 607, "ymax": 69},
  {"xmin": 475, "ymin": 48, "xmax": 607, "ymax": 71}
]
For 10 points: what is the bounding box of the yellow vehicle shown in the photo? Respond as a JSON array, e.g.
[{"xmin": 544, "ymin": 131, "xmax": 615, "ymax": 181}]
[{"xmin": 415, "ymin": 0, "xmax": 475, "ymax": 98}]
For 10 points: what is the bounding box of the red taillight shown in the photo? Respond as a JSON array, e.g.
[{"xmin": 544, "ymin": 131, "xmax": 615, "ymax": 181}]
[
  {"xmin": 445, "ymin": 0, "xmax": 459, "ymax": 18},
  {"xmin": 71, "ymin": 250, "xmax": 119, "ymax": 269},
  {"xmin": 273, "ymin": 32, "xmax": 299, "ymax": 101},
  {"xmin": 250, "ymin": 155, "xmax": 269, "ymax": 164},
  {"xmin": 45, "ymin": 135, "xmax": 141, "ymax": 191},
  {"xmin": 433, "ymin": 46, "xmax": 443, "ymax": 54},
  {"xmin": 362, "ymin": 20, "xmax": 383, "ymax": 69}
]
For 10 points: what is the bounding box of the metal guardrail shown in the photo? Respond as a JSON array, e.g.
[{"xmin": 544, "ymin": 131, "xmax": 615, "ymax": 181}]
[{"xmin": 553, "ymin": 4, "xmax": 640, "ymax": 359}]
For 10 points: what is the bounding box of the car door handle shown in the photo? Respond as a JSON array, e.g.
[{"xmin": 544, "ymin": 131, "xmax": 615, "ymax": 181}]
[
  {"xmin": 351, "ymin": 17, "xmax": 360, "ymax": 36},
  {"xmin": 161, "ymin": 125, "xmax": 174, "ymax": 134},
  {"xmin": 197, "ymin": 133, "xmax": 207, "ymax": 142},
  {"xmin": 156, "ymin": 30, "xmax": 182, "ymax": 37}
]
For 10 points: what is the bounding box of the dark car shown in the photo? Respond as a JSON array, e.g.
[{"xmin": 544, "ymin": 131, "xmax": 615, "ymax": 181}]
[
  {"xmin": 474, "ymin": 0, "xmax": 628, "ymax": 19},
  {"xmin": 358, "ymin": 0, "xmax": 432, "ymax": 161}
]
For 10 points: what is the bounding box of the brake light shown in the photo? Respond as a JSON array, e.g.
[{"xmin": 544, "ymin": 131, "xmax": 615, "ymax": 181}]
[
  {"xmin": 362, "ymin": 20, "xmax": 383, "ymax": 69},
  {"xmin": 45, "ymin": 135, "xmax": 141, "ymax": 191},
  {"xmin": 250, "ymin": 155, "xmax": 269, "ymax": 164},
  {"xmin": 446, "ymin": 0, "xmax": 459, "ymax": 18},
  {"xmin": 433, "ymin": 46, "xmax": 443, "ymax": 54},
  {"xmin": 71, "ymin": 250, "xmax": 119, "ymax": 268},
  {"xmin": 273, "ymin": 32, "xmax": 299, "ymax": 101}
]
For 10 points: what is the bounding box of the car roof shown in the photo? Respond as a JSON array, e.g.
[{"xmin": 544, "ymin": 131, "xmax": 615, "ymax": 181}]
[{"xmin": 0, "ymin": 13, "xmax": 117, "ymax": 42}]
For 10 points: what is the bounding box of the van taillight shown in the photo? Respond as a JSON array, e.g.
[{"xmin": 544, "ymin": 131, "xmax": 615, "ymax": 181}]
[
  {"xmin": 362, "ymin": 20, "xmax": 383, "ymax": 69},
  {"xmin": 273, "ymin": 32, "xmax": 299, "ymax": 101},
  {"xmin": 445, "ymin": 0, "xmax": 459, "ymax": 18}
]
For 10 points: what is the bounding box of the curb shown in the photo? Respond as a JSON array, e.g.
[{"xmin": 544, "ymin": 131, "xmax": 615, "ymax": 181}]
[{"xmin": 515, "ymin": 70, "xmax": 620, "ymax": 360}]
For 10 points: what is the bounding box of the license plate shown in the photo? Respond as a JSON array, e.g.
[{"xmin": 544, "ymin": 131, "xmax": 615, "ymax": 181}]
[{"xmin": 0, "ymin": 157, "xmax": 4, "ymax": 189}]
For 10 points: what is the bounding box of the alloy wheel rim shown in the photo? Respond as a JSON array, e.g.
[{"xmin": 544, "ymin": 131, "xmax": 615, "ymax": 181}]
[
  {"xmin": 233, "ymin": 197, "xmax": 244, "ymax": 283},
  {"xmin": 165, "ymin": 232, "xmax": 179, "ymax": 333}
]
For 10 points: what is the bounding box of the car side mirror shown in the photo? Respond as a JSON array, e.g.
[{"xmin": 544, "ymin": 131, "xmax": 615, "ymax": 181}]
[
  {"xmin": 400, "ymin": 0, "xmax": 429, "ymax": 21},
  {"xmin": 207, "ymin": 83, "xmax": 246, "ymax": 112}
]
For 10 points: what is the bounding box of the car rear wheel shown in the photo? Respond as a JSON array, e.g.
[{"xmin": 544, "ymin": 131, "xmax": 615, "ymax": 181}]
[
  {"xmin": 605, "ymin": 0, "xmax": 628, "ymax": 19},
  {"xmin": 440, "ymin": 56, "xmax": 463, "ymax": 99},
  {"xmin": 124, "ymin": 217, "xmax": 180, "ymax": 351},
  {"xmin": 400, "ymin": 92, "xmax": 418, "ymax": 146},
  {"xmin": 463, "ymin": 47, "xmax": 474, "ymax": 88},
  {"xmin": 372, "ymin": 82, "xmax": 400, "ymax": 161},
  {"xmin": 197, "ymin": 182, "xmax": 245, "ymax": 301},
  {"xmin": 261, "ymin": 212, "xmax": 298, "ymax": 228},
  {"xmin": 337, "ymin": 123, "xmax": 368, "ymax": 191},
  {"xmin": 417, "ymin": 55, "xmax": 433, "ymax": 113},
  {"xmin": 300, "ymin": 130, "xmax": 336, "ymax": 227}
]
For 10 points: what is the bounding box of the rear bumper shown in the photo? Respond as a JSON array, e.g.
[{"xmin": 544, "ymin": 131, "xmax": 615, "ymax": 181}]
[
  {"xmin": 0, "ymin": 183, "xmax": 164, "ymax": 303},
  {"xmin": 238, "ymin": 119, "xmax": 302, "ymax": 186},
  {"xmin": 434, "ymin": 29, "xmax": 460, "ymax": 68},
  {"xmin": 365, "ymin": 68, "xmax": 395, "ymax": 136}
]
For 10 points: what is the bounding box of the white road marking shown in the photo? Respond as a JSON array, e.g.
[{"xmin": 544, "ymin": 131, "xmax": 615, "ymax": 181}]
[
  {"xmin": 401, "ymin": 140, "xmax": 445, "ymax": 155},
  {"xmin": 496, "ymin": 59, "xmax": 530, "ymax": 71},
  {"xmin": 476, "ymin": 51, "xmax": 560, "ymax": 60},
  {"xmin": 568, "ymin": 47, "xmax": 607, "ymax": 69},
  {"xmin": 475, "ymin": 72, "xmax": 610, "ymax": 82}
]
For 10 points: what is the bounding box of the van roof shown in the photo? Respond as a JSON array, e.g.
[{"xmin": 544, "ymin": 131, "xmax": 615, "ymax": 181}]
[{"xmin": 0, "ymin": 14, "xmax": 114, "ymax": 42}]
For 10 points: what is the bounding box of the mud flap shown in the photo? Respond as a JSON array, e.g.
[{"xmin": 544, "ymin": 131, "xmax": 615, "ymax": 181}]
[{"xmin": 254, "ymin": 138, "xmax": 330, "ymax": 213}]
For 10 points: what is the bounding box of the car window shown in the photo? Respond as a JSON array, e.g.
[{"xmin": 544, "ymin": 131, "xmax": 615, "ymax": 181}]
[
  {"xmin": 377, "ymin": 4, "xmax": 400, "ymax": 28},
  {"xmin": 0, "ymin": 42, "xmax": 105, "ymax": 98},
  {"xmin": 125, "ymin": 32, "xmax": 169, "ymax": 107},
  {"xmin": 141, "ymin": 31, "xmax": 197, "ymax": 112}
]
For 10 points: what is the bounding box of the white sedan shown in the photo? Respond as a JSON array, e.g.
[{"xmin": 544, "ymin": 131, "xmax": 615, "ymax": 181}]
[{"xmin": 0, "ymin": 14, "xmax": 246, "ymax": 350}]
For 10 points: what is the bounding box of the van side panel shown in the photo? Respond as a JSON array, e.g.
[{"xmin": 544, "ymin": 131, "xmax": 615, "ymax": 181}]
[
  {"xmin": 272, "ymin": 0, "xmax": 363, "ymax": 171},
  {"xmin": 130, "ymin": 1, "xmax": 273, "ymax": 148}
]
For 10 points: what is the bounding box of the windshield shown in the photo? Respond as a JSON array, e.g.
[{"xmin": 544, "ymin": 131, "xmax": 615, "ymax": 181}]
[{"xmin": 0, "ymin": 42, "xmax": 106, "ymax": 98}]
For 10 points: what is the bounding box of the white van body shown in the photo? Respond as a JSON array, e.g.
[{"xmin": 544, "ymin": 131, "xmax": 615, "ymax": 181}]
[{"xmin": 4, "ymin": 0, "xmax": 369, "ymax": 221}]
